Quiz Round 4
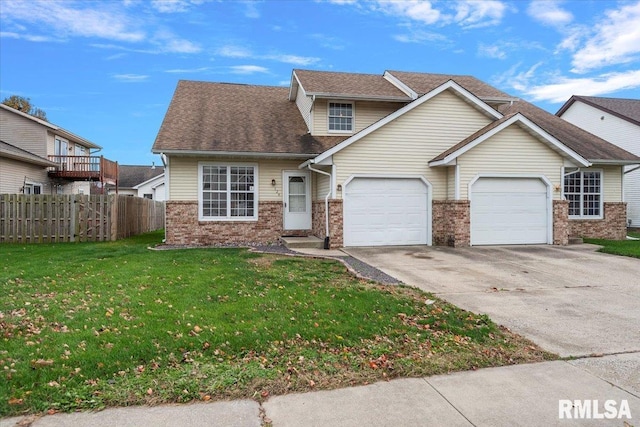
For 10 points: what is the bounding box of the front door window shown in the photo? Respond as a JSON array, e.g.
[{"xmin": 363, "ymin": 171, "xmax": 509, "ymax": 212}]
[{"xmin": 288, "ymin": 176, "xmax": 306, "ymax": 213}]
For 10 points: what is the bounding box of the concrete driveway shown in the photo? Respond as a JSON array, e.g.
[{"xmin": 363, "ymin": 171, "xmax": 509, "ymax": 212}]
[{"xmin": 344, "ymin": 244, "xmax": 640, "ymax": 358}]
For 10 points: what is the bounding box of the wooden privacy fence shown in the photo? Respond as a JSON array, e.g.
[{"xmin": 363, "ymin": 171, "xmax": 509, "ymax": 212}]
[{"xmin": 0, "ymin": 194, "xmax": 164, "ymax": 243}]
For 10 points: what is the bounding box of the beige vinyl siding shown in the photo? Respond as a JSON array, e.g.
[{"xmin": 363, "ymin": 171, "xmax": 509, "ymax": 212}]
[
  {"xmin": 447, "ymin": 166, "xmax": 456, "ymax": 199},
  {"xmin": 599, "ymin": 165, "xmax": 623, "ymax": 202},
  {"xmin": 334, "ymin": 90, "xmax": 492, "ymax": 200},
  {"xmin": 168, "ymin": 156, "xmax": 303, "ymax": 202},
  {"xmin": 313, "ymin": 168, "xmax": 331, "ymax": 200},
  {"xmin": 457, "ymin": 124, "xmax": 563, "ymax": 199},
  {"xmin": 312, "ymin": 100, "xmax": 404, "ymax": 136},
  {"xmin": 295, "ymin": 89, "xmax": 313, "ymax": 131},
  {"xmin": 0, "ymin": 109, "xmax": 48, "ymax": 157},
  {"xmin": 0, "ymin": 157, "xmax": 51, "ymax": 194}
]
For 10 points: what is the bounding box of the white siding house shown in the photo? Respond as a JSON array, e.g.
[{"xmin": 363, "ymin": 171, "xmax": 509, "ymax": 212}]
[{"xmin": 558, "ymin": 96, "xmax": 640, "ymax": 226}]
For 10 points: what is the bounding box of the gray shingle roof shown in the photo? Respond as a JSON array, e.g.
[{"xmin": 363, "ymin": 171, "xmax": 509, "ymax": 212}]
[
  {"xmin": 499, "ymin": 100, "xmax": 640, "ymax": 162},
  {"xmin": 556, "ymin": 95, "xmax": 640, "ymax": 126},
  {"xmin": 152, "ymin": 80, "xmax": 346, "ymax": 155},
  {"xmin": 0, "ymin": 140, "xmax": 58, "ymax": 167},
  {"xmin": 294, "ymin": 69, "xmax": 411, "ymax": 100},
  {"xmin": 388, "ymin": 70, "xmax": 513, "ymax": 99},
  {"xmin": 117, "ymin": 165, "xmax": 165, "ymax": 188},
  {"xmin": 153, "ymin": 72, "xmax": 639, "ymax": 164}
]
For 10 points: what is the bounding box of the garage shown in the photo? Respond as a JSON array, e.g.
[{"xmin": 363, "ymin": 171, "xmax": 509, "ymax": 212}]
[
  {"xmin": 470, "ymin": 177, "xmax": 549, "ymax": 245},
  {"xmin": 344, "ymin": 177, "xmax": 429, "ymax": 246}
]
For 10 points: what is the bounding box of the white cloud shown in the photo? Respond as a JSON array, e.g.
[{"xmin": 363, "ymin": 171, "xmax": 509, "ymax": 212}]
[
  {"xmin": 524, "ymin": 70, "xmax": 640, "ymax": 103},
  {"xmin": 230, "ymin": 65, "xmax": 269, "ymax": 74},
  {"xmin": 393, "ymin": 29, "xmax": 449, "ymax": 44},
  {"xmin": 0, "ymin": 31, "xmax": 54, "ymax": 42},
  {"xmin": 153, "ymin": 30, "xmax": 201, "ymax": 53},
  {"xmin": 527, "ymin": 0, "xmax": 573, "ymax": 27},
  {"xmin": 217, "ymin": 45, "xmax": 253, "ymax": 58},
  {"xmin": 113, "ymin": 74, "xmax": 149, "ymax": 82},
  {"xmin": 570, "ymin": 2, "xmax": 640, "ymax": 73},
  {"xmin": 333, "ymin": 0, "xmax": 508, "ymax": 28},
  {"xmin": 0, "ymin": 0, "xmax": 145, "ymax": 42},
  {"xmin": 493, "ymin": 62, "xmax": 544, "ymax": 92},
  {"xmin": 372, "ymin": 0, "xmax": 442, "ymax": 25},
  {"xmin": 263, "ymin": 54, "xmax": 320, "ymax": 66},
  {"xmin": 454, "ymin": 0, "xmax": 508, "ymax": 29},
  {"xmin": 243, "ymin": 1, "xmax": 261, "ymax": 19},
  {"xmin": 478, "ymin": 43, "xmax": 506, "ymax": 60},
  {"xmin": 151, "ymin": 0, "xmax": 193, "ymax": 13},
  {"xmin": 165, "ymin": 67, "xmax": 210, "ymax": 73}
]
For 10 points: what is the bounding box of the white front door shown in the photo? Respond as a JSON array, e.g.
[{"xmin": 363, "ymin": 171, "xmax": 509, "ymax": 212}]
[{"xmin": 283, "ymin": 171, "xmax": 311, "ymax": 230}]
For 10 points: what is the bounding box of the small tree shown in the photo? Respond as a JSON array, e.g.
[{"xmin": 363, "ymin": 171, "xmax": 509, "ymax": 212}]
[{"xmin": 2, "ymin": 95, "xmax": 48, "ymax": 121}]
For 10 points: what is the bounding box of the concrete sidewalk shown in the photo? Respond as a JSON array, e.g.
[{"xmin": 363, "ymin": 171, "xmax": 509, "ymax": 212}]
[{"xmin": 3, "ymin": 356, "xmax": 638, "ymax": 427}]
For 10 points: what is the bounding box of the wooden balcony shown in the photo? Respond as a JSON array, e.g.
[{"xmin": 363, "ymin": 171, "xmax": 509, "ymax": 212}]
[{"xmin": 48, "ymin": 155, "xmax": 118, "ymax": 185}]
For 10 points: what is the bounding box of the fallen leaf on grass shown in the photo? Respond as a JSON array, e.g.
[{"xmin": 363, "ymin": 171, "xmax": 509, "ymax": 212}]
[
  {"xmin": 8, "ymin": 397, "xmax": 24, "ymax": 405},
  {"xmin": 30, "ymin": 359, "xmax": 54, "ymax": 368}
]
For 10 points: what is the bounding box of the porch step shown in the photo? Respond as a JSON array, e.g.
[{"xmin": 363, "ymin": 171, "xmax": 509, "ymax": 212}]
[
  {"xmin": 568, "ymin": 236, "xmax": 584, "ymax": 245},
  {"xmin": 281, "ymin": 236, "xmax": 325, "ymax": 249}
]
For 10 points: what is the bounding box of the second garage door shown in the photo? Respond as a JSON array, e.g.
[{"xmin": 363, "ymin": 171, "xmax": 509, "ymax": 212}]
[
  {"xmin": 471, "ymin": 177, "xmax": 549, "ymax": 245},
  {"xmin": 344, "ymin": 178, "xmax": 429, "ymax": 246}
]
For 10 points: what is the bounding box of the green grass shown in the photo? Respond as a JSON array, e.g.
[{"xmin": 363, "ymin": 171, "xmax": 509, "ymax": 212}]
[
  {"xmin": 584, "ymin": 231, "xmax": 640, "ymax": 258},
  {"xmin": 0, "ymin": 231, "xmax": 554, "ymax": 416}
]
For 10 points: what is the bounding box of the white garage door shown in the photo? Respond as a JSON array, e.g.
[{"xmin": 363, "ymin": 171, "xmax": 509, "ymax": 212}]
[
  {"xmin": 344, "ymin": 178, "xmax": 429, "ymax": 246},
  {"xmin": 471, "ymin": 178, "xmax": 549, "ymax": 245}
]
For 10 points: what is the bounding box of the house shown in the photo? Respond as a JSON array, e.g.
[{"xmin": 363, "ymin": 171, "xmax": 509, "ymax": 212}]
[
  {"xmin": 557, "ymin": 96, "xmax": 640, "ymax": 227},
  {"xmin": 108, "ymin": 164, "xmax": 165, "ymax": 200},
  {"xmin": 0, "ymin": 103, "xmax": 118, "ymax": 195},
  {"xmin": 152, "ymin": 69, "xmax": 640, "ymax": 248}
]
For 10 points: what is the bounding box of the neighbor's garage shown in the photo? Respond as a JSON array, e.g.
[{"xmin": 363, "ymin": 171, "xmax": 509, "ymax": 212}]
[
  {"xmin": 470, "ymin": 177, "xmax": 549, "ymax": 245},
  {"xmin": 344, "ymin": 178, "xmax": 429, "ymax": 246}
]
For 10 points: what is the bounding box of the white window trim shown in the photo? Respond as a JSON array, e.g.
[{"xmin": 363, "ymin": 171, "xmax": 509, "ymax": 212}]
[
  {"xmin": 54, "ymin": 136, "xmax": 69, "ymax": 156},
  {"xmin": 327, "ymin": 100, "xmax": 354, "ymax": 134},
  {"xmin": 198, "ymin": 162, "xmax": 259, "ymax": 222},
  {"xmin": 563, "ymin": 168, "xmax": 604, "ymax": 220},
  {"xmin": 24, "ymin": 181, "xmax": 43, "ymax": 195}
]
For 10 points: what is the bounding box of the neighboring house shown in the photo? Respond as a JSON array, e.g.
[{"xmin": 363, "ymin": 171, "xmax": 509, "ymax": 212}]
[
  {"xmin": 557, "ymin": 96, "xmax": 640, "ymax": 227},
  {"xmin": 0, "ymin": 103, "xmax": 118, "ymax": 195},
  {"xmin": 108, "ymin": 164, "xmax": 165, "ymax": 201},
  {"xmin": 152, "ymin": 69, "xmax": 640, "ymax": 248}
]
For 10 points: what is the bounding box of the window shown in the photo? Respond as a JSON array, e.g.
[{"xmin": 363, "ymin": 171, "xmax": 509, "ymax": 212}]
[
  {"xmin": 328, "ymin": 102, "xmax": 353, "ymax": 132},
  {"xmin": 143, "ymin": 194, "xmax": 153, "ymax": 199},
  {"xmin": 24, "ymin": 183, "xmax": 42, "ymax": 194},
  {"xmin": 564, "ymin": 170, "xmax": 602, "ymax": 218},
  {"xmin": 200, "ymin": 164, "xmax": 257, "ymax": 220}
]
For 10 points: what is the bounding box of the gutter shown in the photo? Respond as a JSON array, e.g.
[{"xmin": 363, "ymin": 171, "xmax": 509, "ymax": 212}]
[{"xmin": 306, "ymin": 161, "xmax": 332, "ymax": 249}]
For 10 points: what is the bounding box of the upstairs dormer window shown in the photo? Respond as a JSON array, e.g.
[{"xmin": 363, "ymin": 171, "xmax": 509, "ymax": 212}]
[{"xmin": 328, "ymin": 102, "xmax": 353, "ymax": 132}]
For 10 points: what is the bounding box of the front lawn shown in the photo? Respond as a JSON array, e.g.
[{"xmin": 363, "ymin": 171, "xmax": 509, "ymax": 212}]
[
  {"xmin": 584, "ymin": 232, "xmax": 640, "ymax": 258},
  {"xmin": 0, "ymin": 231, "xmax": 554, "ymax": 417}
]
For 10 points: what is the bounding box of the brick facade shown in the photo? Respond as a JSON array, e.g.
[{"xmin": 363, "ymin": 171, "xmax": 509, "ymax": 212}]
[
  {"xmin": 553, "ymin": 200, "xmax": 569, "ymax": 245},
  {"xmin": 568, "ymin": 202, "xmax": 627, "ymax": 240},
  {"xmin": 312, "ymin": 199, "xmax": 343, "ymax": 249},
  {"xmin": 165, "ymin": 200, "xmax": 286, "ymax": 245},
  {"xmin": 432, "ymin": 200, "xmax": 470, "ymax": 247}
]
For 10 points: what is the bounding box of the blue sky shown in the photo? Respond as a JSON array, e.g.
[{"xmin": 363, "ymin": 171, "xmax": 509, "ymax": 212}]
[{"xmin": 1, "ymin": 0, "xmax": 639, "ymax": 166}]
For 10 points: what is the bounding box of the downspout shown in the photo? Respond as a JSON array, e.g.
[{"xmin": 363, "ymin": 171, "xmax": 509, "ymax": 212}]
[{"xmin": 307, "ymin": 162, "xmax": 332, "ymax": 249}]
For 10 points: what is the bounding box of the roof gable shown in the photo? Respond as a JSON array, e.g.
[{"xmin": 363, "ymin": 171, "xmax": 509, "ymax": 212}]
[
  {"xmin": 152, "ymin": 80, "xmax": 346, "ymax": 157},
  {"xmin": 501, "ymin": 100, "xmax": 640, "ymax": 162},
  {"xmin": 429, "ymin": 113, "xmax": 590, "ymax": 167},
  {"xmin": 0, "ymin": 104, "xmax": 101, "ymax": 149},
  {"xmin": 557, "ymin": 95, "xmax": 640, "ymax": 127},
  {"xmin": 117, "ymin": 165, "xmax": 165, "ymax": 188},
  {"xmin": 0, "ymin": 140, "xmax": 58, "ymax": 167},
  {"xmin": 310, "ymin": 80, "xmax": 502, "ymax": 165},
  {"xmin": 293, "ymin": 69, "xmax": 411, "ymax": 101}
]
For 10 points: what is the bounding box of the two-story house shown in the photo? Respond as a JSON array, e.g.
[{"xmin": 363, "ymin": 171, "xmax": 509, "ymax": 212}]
[
  {"xmin": 152, "ymin": 69, "xmax": 640, "ymax": 248},
  {"xmin": 0, "ymin": 104, "xmax": 118, "ymax": 195},
  {"xmin": 557, "ymin": 96, "xmax": 640, "ymax": 228}
]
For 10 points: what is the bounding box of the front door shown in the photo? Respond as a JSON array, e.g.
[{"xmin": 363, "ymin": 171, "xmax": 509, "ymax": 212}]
[{"xmin": 283, "ymin": 171, "xmax": 311, "ymax": 230}]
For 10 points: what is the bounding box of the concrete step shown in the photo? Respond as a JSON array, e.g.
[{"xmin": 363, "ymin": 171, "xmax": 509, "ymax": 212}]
[
  {"xmin": 568, "ymin": 236, "xmax": 584, "ymax": 245},
  {"xmin": 281, "ymin": 236, "xmax": 325, "ymax": 249}
]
